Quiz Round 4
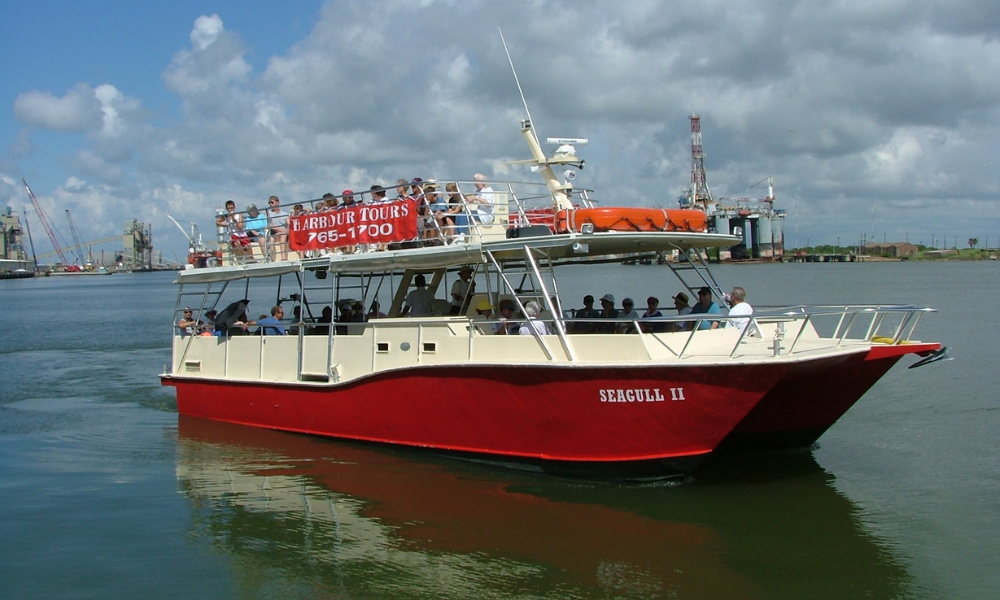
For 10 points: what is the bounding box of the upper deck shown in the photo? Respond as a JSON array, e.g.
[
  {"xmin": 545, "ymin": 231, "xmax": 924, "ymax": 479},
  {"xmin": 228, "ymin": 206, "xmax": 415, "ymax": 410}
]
[{"xmin": 182, "ymin": 178, "xmax": 740, "ymax": 286}]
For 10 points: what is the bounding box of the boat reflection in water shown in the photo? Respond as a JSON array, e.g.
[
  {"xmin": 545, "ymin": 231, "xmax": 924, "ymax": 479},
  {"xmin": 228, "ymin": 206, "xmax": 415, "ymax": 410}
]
[{"xmin": 176, "ymin": 416, "xmax": 911, "ymax": 599}]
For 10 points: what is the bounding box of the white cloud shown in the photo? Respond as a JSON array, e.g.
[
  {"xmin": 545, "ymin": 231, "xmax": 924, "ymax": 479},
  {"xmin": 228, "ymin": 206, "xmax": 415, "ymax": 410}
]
[
  {"xmin": 65, "ymin": 176, "xmax": 86, "ymax": 191},
  {"xmin": 6, "ymin": 1, "xmax": 1000, "ymax": 255},
  {"xmin": 191, "ymin": 14, "xmax": 224, "ymax": 50},
  {"xmin": 14, "ymin": 83, "xmax": 103, "ymax": 131}
]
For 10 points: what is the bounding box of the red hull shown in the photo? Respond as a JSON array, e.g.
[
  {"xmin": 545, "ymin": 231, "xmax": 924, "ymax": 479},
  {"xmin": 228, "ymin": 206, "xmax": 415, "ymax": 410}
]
[
  {"xmin": 721, "ymin": 343, "xmax": 941, "ymax": 449},
  {"xmin": 163, "ymin": 363, "xmax": 789, "ymax": 478}
]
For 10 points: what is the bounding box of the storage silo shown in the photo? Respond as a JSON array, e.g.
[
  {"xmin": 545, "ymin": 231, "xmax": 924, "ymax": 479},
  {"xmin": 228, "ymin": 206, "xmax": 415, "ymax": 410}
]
[
  {"xmin": 757, "ymin": 214, "xmax": 773, "ymax": 259},
  {"xmin": 771, "ymin": 210, "xmax": 786, "ymax": 259}
]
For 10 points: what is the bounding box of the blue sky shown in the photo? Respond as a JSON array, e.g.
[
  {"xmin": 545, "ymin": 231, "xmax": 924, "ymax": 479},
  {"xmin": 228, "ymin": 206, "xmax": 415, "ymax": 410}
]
[{"xmin": 4, "ymin": 0, "xmax": 1000, "ymax": 260}]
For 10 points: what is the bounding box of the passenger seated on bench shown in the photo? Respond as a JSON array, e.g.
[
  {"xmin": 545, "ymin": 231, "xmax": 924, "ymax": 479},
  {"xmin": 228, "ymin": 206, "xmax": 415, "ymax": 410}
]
[
  {"xmin": 640, "ymin": 297, "xmax": 666, "ymax": 333},
  {"xmin": 617, "ymin": 297, "xmax": 640, "ymax": 334},
  {"xmin": 495, "ymin": 300, "xmax": 518, "ymax": 335},
  {"xmin": 256, "ymin": 305, "xmax": 286, "ymax": 335},
  {"xmin": 201, "ymin": 310, "xmax": 219, "ymax": 336},
  {"xmin": 367, "ymin": 301, "xmax": 387, "ymax": 319},
  {"xmin": 243, "ymin": 203, "xmax": 269, "ymax": 257},
  {"xmin": 725, "ymin": 286, "xmax": 757, "ymax": 335},
  {"xmin": 690, "ymin": 287, "xmax": 722, "ymax": 330},
  {"xmin": 473, "ymin": 299, "xmax": 502, "ymax": 334},
  {"xmin": 519, "ymin": 301, "xmax": 550, "ymax": 336},
  {"xmin": 597, "ymin": 293, "xmax": 619, "ymax": 334},
  {"xmin": 570, "ymin": 294, "xmax": 600, "ymax": 333},
  {"xmin": 217, "ymin": 200, "xmax": 252, "ymax": 259},
  {"xmin": 315, "ymin": 306, "xmax": 333, "ymax": 335}
]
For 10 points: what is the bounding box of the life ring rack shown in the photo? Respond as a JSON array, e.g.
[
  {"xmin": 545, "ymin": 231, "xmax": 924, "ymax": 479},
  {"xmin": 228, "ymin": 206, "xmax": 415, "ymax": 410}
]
[{"xmin": 555, "ymin": 207, "xmax": 708, "ymax": 234}]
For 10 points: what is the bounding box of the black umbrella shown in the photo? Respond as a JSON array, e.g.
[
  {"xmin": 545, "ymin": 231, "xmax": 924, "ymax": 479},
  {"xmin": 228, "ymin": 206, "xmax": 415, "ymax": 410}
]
[{"xmin": 214, "ymin": 299, "xmax": 249, "ymax": 332}]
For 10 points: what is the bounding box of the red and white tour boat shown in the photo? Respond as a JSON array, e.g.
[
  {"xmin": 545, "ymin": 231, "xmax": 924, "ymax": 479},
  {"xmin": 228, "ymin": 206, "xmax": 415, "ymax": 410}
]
[{"xmin": 161, "ymin": 120, "xmax": 942, "ymax": 479}]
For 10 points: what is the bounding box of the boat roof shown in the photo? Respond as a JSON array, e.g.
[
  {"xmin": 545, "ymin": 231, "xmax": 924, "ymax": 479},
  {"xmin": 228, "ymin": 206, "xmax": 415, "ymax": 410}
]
[{"xmin": 175, "ymin": 230, "xmax": 741, "ymax": 284}]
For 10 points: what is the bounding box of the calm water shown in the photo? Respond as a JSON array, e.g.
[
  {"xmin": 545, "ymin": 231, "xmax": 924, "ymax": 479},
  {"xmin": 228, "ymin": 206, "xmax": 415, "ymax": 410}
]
[{"xmin": 1, "ymin": 263, "xmax": 996, "ymax": 599}]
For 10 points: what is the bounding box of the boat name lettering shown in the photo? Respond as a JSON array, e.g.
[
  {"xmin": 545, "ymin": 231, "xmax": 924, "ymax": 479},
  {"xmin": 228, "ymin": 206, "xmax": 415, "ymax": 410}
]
[{"xmin": 599, "ymin": 388, "xmax": 684, "ymax": 403}]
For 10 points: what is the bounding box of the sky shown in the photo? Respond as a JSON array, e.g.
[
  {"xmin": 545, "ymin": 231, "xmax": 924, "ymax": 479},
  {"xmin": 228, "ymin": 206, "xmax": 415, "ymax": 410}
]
[{"xmin": 3, "ymin": 0, "xmax": 1000, "ymax": 262}]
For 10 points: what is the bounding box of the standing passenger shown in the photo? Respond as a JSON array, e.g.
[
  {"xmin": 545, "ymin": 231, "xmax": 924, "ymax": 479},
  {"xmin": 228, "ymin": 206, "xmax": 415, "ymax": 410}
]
[
  {"xmin": 402, "ymin": 274, "xmax": 435, "ymax": 317},
  {"xmin": 267, "ymin": 196, "xmax": 288, "ymax": 261}
]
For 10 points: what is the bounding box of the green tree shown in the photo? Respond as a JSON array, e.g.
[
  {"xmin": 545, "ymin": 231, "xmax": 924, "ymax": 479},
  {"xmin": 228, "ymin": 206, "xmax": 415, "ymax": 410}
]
[{"xmin": 969, "ymin": 238, "xmax": 978, "ymax": 249}]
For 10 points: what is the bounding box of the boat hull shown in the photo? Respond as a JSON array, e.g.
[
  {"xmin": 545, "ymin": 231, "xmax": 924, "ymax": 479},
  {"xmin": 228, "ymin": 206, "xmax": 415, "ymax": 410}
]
[
  {"xmin": 163, "ymin": 362, "xmax": 789, "ymax": 479},
  {"xmin": 719, "ymin": 343, "xmax": 940, "ymax": 449}
]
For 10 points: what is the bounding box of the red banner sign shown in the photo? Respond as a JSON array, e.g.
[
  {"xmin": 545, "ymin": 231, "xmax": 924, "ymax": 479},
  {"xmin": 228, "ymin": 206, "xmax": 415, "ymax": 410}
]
[{"xmin": 289, "ymin": 200, "xmax": 419, "ymax": 250}]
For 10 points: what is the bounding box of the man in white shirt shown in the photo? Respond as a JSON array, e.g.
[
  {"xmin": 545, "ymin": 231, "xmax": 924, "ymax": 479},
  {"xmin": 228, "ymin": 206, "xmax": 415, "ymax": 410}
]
[
  {"xmin": 725, "ymin": 286, "xmax": 756, "ymax": 335},
  {"xmin": 519, "ymin": 301, "xmax": 550, "ymax": 336},
  {"xmin": 470, "ymin": 173, "xmax": 494, "ymax": 224},
  {"xmin": 402, "ymin": 274, "xmax": 436, "ymax": 317}
]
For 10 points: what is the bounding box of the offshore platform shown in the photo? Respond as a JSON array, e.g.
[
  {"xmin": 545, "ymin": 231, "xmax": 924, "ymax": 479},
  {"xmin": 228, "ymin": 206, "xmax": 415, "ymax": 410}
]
[{"xmin": 680, "ymin": 115, "xmax": 786, "ymax": 261}]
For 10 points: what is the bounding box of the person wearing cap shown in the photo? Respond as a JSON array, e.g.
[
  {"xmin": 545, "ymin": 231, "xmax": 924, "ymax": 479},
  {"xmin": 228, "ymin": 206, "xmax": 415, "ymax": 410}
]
[
  {"xmin": 725, "ymin": 286, "xmax": 756, "ymax": 335},
  {"xmin": 369, "ymin": 184, "xmax": 387, "ymax": 203},
  {"xmin": 410, "ymin": 177, "xmax": 424, "ymax": 201},
  {"xmin": 244, "ymin": 203, "xmax": 269, "ymax": 257},
  {"xmin": 617, "ymin": 297, "xmax": 641, "ymax": 334},
  {"xmin": 177, "ymin": 307, "xmax": 199, "ymax": 337},
  {"xmin": 338, "ymin": 190, "xmax": 357, "ymax": 254},
  {"xmin": 475, "ymin": 298, "xmax": 494, "ymax": 317},
  {"xmin": 690, "ymin": 286, "xmax": 721, "ymax": 330},
  {"xmin": 641, "ymin": 297, "xmax": 666, "ymax": 333},
  {"xmin": 597, "ymin": 293, "xmax": 619, "ymax": 334},
  {"xmin": 200, "ymin": 309, "xmax": 219, "ymax": 336},
  {"xmin": 321, "ymin": 192, "xmax": 338, "ymax": 210},
  {"xmin": 670, "ymin": 292, "xmax": 694, "ymax": 331},
  {"xmin": 423, "ymin": 183, "xmax": 446, "ymax": 243},
  {"xmin": 473, "ymin": 298, "xmax": 502, "ymax": 332},
  {"xmin": 449, "ymin": 266, "xmax": 476, "ymax": 315}
]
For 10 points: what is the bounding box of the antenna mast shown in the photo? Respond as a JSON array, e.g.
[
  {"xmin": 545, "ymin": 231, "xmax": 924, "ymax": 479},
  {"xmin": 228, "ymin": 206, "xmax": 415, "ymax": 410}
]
[
  {"xmin": 499, "ymin": 28, "xmax": 535, "ymax": 139},
  {"xmin": 689, "ymin": 115, "xmax": 714, "ymax": 209}
]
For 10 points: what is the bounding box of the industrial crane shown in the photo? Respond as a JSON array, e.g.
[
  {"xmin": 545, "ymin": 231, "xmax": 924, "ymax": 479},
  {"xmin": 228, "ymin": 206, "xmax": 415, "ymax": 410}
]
[
  {"xmin": 32, "ymin": 234, "xmax": 126, "ymax": 261},
  {"xmin": 22, "ymin": 178, "xmax": 69, "ymax": 266},
  {"xmin": 66, "ymin": 210, "xmax": 86, "ymax": 265},
  {"xmin": 166, "ymin": 214, "xmax": 218, "ymax": 268}
]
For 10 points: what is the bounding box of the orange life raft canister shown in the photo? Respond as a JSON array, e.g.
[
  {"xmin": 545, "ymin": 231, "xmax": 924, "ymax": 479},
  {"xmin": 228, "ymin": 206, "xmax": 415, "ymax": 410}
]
[{"xmin": 555, "ymin": 207, "xmax": 707, "ymax": 234}]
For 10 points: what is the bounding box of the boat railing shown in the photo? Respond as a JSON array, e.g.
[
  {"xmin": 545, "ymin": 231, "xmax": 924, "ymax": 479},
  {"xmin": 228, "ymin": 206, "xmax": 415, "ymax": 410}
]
[
  {"xmin": 171, "ymin": 303, "xmax": 935, "ymax": 379},
  {"xmin": 212, "ymin": 180, "xmax": 593, "ymax": 266}
]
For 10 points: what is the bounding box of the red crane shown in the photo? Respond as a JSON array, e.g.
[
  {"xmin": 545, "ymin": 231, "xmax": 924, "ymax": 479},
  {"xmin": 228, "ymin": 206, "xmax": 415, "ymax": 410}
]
[{"xmin": 22, "ymin": 178, "xmax": 69, "ymax": 266}]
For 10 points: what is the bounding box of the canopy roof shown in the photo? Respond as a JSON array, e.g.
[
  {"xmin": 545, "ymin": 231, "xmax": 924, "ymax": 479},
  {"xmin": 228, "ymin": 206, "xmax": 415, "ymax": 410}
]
[{"xmin": 176, "ymin": 231, "xmax": 741, "ymax": 284}]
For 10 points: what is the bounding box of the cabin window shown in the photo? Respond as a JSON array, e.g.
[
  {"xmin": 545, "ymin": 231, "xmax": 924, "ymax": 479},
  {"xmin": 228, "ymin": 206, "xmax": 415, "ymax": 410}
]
[
  {"xmin": 422, "ymin": 342, "xmax": 436, "ymax": 353},
  {"xmin": 376, "ymin": 342, "xmax": 389, "ymax": 353}
]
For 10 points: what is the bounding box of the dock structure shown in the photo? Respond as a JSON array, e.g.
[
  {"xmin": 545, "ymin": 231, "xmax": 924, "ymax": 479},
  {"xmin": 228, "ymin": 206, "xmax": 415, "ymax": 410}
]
[{"xmin": 787, "ymin": 253, "xmax": 867, "ymax": 263}]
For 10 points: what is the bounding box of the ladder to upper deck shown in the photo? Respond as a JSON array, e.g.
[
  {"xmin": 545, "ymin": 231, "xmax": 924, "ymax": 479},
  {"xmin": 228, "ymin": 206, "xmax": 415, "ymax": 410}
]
[{"xmin": 665, "ymin": 249, "xmax": 727, "ymax": 303}]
